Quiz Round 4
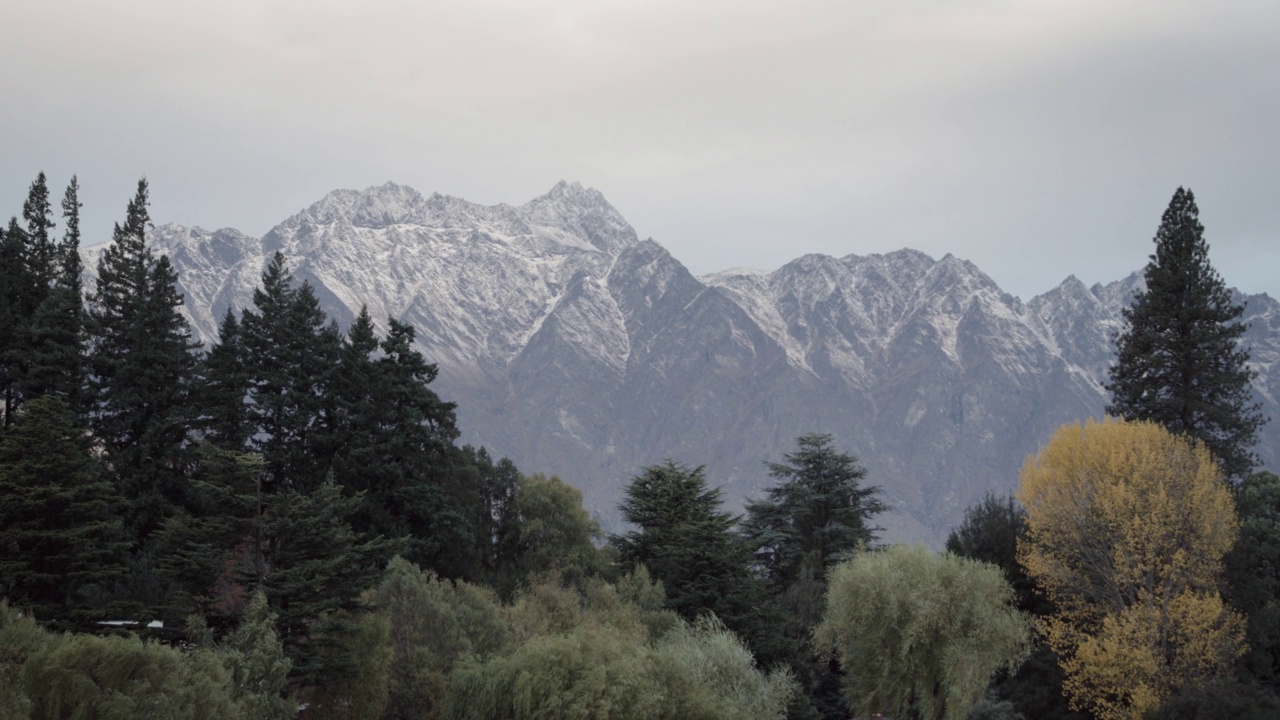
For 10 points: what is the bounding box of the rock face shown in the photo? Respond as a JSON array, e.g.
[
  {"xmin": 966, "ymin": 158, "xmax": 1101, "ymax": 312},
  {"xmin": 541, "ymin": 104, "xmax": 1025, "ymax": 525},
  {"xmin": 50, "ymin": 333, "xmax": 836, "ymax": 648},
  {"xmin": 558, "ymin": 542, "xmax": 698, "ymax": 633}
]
[{"xmin": 84, "ymin": 181, "xmax": 1280, "ymax": 545}]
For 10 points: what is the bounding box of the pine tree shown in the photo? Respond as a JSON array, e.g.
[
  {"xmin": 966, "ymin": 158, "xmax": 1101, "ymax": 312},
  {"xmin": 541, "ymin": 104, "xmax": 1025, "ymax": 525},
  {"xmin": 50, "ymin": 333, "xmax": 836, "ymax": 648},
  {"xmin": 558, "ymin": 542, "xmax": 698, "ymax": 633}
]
[
  {"xmin": 0, "ymin": 396, "xmax": 129, "ymax": 628},
  {"xmin": 611, "ymin": 461, "xmax": 764, "ymax": 646},
  {"xmin": 86, "ymin": 178, "xmax": 200, "ymax": 542},
  {"xmin": 16, "ymin": 178, "xmax": 87, "ymax": 407},
  {"xmin": 196, "ymin": 308, "xmax": 252, "ymax": 447},
  {"xmin": 1106, "ymin": 187, "xmax": 1266, "ymax": 480},
  {"xmin": 239, "ymin": 252, "xmax": 343, "ymax": 492},
  {"xmin": 0, "ymin": 173, "xmax": 60, "ymax": 427},
  {"xmin": 741, "ymin": 434, "xmax": 885, "ymax": 717},
  {"xmin": 0, "ymin": 219, "xmax": 26, "ymax": 429},
  {"xmin": 743, "ymin": 433, "xmax": 883, "ymax": 586},
  {"xmin": 20, "ymin": 172, "xmax": 56, "ymax": 297}
]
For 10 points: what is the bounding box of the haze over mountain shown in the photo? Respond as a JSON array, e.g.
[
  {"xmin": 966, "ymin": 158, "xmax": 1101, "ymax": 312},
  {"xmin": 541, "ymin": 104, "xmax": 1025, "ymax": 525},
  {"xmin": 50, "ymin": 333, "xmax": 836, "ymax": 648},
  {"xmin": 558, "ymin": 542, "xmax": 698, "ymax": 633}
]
[{"xmin": 88, "ymin": 181, "xmax": 1280, "ymax": 544}]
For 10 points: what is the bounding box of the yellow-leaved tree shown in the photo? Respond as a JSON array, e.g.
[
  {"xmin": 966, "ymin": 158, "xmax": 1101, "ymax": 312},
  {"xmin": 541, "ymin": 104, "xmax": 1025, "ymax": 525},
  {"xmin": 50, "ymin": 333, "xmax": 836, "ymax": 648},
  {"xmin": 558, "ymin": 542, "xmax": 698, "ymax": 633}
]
[{"xmin": 1017, "ymin": 418, "xmax": 1245, "ymax": 720}]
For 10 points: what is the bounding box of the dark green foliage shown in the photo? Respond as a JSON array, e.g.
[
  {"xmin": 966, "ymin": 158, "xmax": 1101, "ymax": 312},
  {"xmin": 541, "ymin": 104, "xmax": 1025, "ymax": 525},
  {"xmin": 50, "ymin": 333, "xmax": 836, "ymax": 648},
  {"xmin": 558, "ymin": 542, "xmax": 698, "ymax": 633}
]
[
  {"xmin": 744, "ymin": 433, "xmax": 884, "ymax": 585},
  {"xmin": 327, "ymin": 306, "xmax": 464, "ymax": 572},
  {"xmin": 19, "ymin": 172, "xmax": 56, "ymax": 295},
  {"xmin": 987, "ymin": 645, "xmax": 1087, "ymax": 720},
  {"xmin": 0, "ymin": 396, "xmax": 128, "ymax": 628},
  {"xmin": 1143, "ymin": 678, "xmax": 1280, "ymax": 720},
  {"xmin": 0, "ymin": 218, "xmax": 27, "ymax": 429},
  {"xmin": 239, "ymin": 252, "xmax": 343, "ymax": 493},
  {"xmin": 1226, "ymin": 471, "xmax": 1280, "ymax": 689},
  {"xmin": 611, "ymin": 461, "xmax": 765, "ymax": 649},
  {"xmin": 1106, "ymin": 187, "xmax": 1266, "ymax": 480},
  {"xmin": 501, "ymin": 473, "xmax": 604, "ymax": 593},
  {"xmin": 260, "ymin": 479, "xmax": 393, "ymax": 683},
  {"xmin": 159, "ymin": 443, "xmax": 395, "ymax": 686},
  {"xmin": 87, "ymin": 178, "xmax": 200, "ymax": 542},
  {"xmin": 196, "ymin": 309, "xmax": 252, "ymax": 447},
  {"xmin": 158, "ymin": 444, "xmax": 269, "ymax": 628},
  {"xmin": 740, "ymin": 434, "xmax": 885, "ymax": 719},
  {"xmin": 946, "ymin": 493, "xmax": 1040, "ymax": 614},
  {"xmin": 1, "ymin": 173, "xmax": 81, "ymax": 428},
  {"xmin": 947, "ymin": 494, "xmax": 1081, "ymax": 720}
]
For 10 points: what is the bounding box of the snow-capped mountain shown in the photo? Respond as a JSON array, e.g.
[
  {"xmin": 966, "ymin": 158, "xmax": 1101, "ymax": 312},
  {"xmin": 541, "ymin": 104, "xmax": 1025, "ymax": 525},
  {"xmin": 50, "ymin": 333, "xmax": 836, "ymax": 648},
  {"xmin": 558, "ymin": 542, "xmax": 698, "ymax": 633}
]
[{"xmin": 84, "ymin": 182, "xmax": 1280, "ymax": 545}]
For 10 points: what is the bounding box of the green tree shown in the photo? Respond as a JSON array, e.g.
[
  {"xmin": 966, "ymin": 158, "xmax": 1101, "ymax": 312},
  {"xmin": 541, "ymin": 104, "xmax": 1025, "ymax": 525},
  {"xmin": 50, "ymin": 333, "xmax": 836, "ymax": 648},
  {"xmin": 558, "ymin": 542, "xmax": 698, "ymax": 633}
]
[
  {"xmin": 373, "ymin": 557, "xmax": 511, "ymax": 720},
  {"xmin": 1106, "ymin": 187, "xmax": 1265, "ymax": 480},
  {"xmin": 196, "ymin": 309, "xmax": 252, "ymax": 447},
  {"xmin": 741, "ymin": 434, "xmax": 885, "ymax": 718},
  {"xmin": 1, "ymin": 173, "xmax": 63, "ymax": 427},
  {"xmin": 326, "ymin": 307, "xmax": 464, "ymax": 573},
  {"xmin": 947, "ymin": 494, "xmax": 1083, "ymax": 720},
  {"xmin": 19, "ymin": 630, "xmax": 244, "ymax": 719},
  {"xmin": 0, "ymin": 219, "xmax": 26, "ymax": 429},
  {"xmin": 86, "ymin": 178, "xmax": 200, "ymax": 542},
  {"xmin": 0, "ymin": 396, "xmax": 129, "ymax": 628},
  {"xmin": 611, "ymin": 461, "xmax": 764, "ymax": 649},
  {"xmin": 815, "ymin": 545, "xmax": 1032, "ymax": 720},
  {"xmin": 743, "ymin": 434, "xmax": 884, "ymax": 585},
  {"xmin": 239, "ymin": 252, "xmax": 343, "ymax": 493},
  {"xmin": 1226, "ymin": 471, "xmax": 1280, "ymax": 690},
  {"xmin": 502, "ymin": 473, "xmax": 603, "ymax": 592},
  {"xmin": 946, "ymin": 493, "xmax": 1037, "ymax": 614},
  {"xmin": 16, "ymin": 177, "xmax": 86, "ymax": 408}
]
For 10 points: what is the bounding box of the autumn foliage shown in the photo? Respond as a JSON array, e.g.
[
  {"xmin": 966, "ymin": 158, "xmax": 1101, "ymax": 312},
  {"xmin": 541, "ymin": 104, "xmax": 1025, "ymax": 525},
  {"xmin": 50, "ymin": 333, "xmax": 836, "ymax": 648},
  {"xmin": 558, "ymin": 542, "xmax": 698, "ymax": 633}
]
[{"xmin": 1017, "ymin": 419, "xmax": 1245, "ymax": 720}]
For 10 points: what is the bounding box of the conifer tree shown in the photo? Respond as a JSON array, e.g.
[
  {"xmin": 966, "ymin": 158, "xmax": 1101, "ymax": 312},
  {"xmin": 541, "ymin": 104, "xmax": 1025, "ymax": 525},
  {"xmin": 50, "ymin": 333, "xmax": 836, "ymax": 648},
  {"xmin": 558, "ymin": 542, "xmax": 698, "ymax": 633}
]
[
  {"xmin": 0, "ymin": 396, "xmax": 129, "ymax": 628},
  {"xmin": 86, "ymin": 178, "xmax": 200, "ymax": 541},
  {"xmin": 239, "ymin": 252, "xmax": 343, "ymax": 492},
  {"xmin": 1106, "ymin": 187, "xmax": 1265, "ymax": 479},
  {"xmin": 197, "ymin": 308, "xmax": 252, "ymax": 447},
  {"xmin": 0, "ymin": 173, "xmax": 59, "ymax": 426},
  {"xmin": 16, "ymin": 178, "xmax": 86, "ymax": 408},
  {"xmin": 0, "ymin": 219, "xmax": 26, "ymax": 428},
  {"xmin": 611, "ymin": 461, "xmax": 764, "ymax": 647},
  {"xmin": 743, "ymin": 433, "xmax": 883, "ymax": 586},
  {"xmin": 741, "ymin": 434, "xmax": 885, "ymax": 717},
  {"xmin": 20, "ymin": 172, "xmax": 56, "ymax": 296}
]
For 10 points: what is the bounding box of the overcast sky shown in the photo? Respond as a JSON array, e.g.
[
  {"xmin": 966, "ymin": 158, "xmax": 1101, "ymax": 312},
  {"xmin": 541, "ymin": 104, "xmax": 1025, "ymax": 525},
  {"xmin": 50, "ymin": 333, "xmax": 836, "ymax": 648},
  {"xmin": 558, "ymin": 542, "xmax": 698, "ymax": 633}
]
[{"xmin": 2, "ymin": 0, "xmax": 1276, "ymax": 300}]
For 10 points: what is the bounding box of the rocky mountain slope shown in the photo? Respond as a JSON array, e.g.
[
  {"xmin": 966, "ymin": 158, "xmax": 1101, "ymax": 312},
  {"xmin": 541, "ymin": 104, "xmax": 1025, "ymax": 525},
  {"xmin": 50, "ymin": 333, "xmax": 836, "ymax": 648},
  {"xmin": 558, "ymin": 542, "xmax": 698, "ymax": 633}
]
[{"xmin": 85, "ymin": 182, "xmax": 1280, "ymax": 544}]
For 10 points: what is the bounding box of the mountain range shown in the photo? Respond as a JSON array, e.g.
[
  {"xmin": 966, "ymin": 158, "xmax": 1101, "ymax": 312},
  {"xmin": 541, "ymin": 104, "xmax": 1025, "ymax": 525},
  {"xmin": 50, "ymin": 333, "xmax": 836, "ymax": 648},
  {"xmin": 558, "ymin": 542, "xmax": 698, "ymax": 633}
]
[{"xmin": 86, "ymin": 181, "xmax": 1280, "ymax": 545}]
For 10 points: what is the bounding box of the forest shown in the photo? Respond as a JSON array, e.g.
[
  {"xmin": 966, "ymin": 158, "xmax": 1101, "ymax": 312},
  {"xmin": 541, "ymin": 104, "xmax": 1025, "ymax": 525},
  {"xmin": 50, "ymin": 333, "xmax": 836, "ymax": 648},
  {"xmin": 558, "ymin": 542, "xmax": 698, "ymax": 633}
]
[{"xmin": 1, "ymin": 174, "xmax": 1277, "ymax": 720}]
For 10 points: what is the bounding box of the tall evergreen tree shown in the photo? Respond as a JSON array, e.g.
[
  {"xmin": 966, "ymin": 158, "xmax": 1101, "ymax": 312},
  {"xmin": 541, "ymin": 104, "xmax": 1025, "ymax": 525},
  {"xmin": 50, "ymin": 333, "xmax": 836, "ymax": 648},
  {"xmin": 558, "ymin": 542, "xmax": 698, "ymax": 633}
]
[
  {"xmin": 0, "ymin": 173, "xmax": 59, "ymax": 426},
  {"xmin": 20, "ymin": 172, "xmax": 57, "ymax": 296},
  {"xmin": 1106, "ymin": 187, "xmax": 1265, "ymax": 479},
  {"xmin": 0, "ymin": 396, "xmax": 129, "ymax": 628},
  {"xmin": 0, "ymin": 219, "xmax": 26, "ymax": 429},
  {"xmin": 16, "ymin": 177, "xmax": 87, "ymax": 407},
  {"xmin": 743, "ymin": 433, "xmax": 883, "ymax": 585},
  {"xmin": 86, "ymin": 178, "xmax": 200, "ymax": 541},
  {"xmin": 741, "ymin": 434, "xmax": 885, "ymax": 719},
  {"xmin": 611, "ymin": 461, "xmax": 764, "ymax": 646},
  {"xmin": 196, "ymin": 308, "xmax": 252, "ymax": 447},
  {"xmin": 239, "ymin": 252, "xmax": 343, "ymax": 492}
]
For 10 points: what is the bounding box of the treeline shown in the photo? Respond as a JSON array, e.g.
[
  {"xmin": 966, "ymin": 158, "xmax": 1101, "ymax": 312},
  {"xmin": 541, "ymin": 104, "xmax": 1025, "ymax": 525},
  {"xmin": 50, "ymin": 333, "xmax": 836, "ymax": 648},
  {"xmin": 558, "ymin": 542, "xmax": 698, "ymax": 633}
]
[{"xmin": 1, "ymin": 176, "xmax": 1277, "ymax": 720}]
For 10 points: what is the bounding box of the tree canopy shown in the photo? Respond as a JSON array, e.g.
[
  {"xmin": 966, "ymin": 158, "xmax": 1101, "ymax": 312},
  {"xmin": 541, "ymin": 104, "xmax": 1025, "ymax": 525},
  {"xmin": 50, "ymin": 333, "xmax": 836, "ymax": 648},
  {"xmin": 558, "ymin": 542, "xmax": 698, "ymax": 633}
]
[
  {"xmin": 814, "ymin": 545, "xmax": 1031, "ymax": 720},
  {"xmin": 1018, "ymin": 419, "xmax": 1245, "ymax": 720},
  {"xmin": 1106, "ymin": 187, "xmax": 1265, "ymax": 480}
]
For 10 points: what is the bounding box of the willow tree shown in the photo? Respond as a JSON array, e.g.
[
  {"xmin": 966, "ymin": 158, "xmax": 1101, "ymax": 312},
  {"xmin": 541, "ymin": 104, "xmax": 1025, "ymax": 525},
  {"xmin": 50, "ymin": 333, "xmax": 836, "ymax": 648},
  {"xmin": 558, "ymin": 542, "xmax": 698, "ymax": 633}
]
[
  {"xmin": 814, "ymin": 545, "xmax": 1031, "ymax": 720},
  {"xmin": 1018, "ymin": 419, "xmax": 1245, "ymax": 720}
]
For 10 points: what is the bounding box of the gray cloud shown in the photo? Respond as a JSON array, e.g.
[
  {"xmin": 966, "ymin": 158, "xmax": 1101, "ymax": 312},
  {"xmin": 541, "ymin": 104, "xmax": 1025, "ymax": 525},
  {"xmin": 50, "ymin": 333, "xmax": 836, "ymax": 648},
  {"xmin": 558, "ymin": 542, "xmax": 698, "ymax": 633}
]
[{"xmin": 2, "ymin": 0, "xmax": 1276, "ymax": 299}]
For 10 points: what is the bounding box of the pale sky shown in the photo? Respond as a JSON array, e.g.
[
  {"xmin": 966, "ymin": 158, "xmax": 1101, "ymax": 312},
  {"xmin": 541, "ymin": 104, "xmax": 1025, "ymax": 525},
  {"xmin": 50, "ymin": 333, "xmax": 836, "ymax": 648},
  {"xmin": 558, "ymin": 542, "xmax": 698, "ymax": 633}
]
[{"xmin": 2, "ymin": 0, "xmax": 1277, "ymax": 300}]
